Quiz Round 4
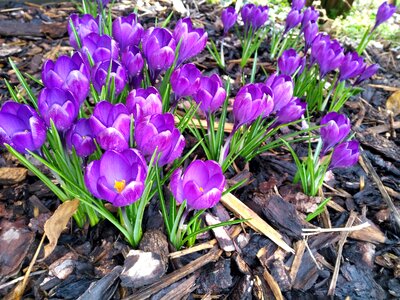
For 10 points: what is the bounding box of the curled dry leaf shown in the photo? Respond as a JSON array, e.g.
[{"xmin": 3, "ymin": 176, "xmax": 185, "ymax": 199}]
[
  {"xmin": 386, "ymin": 90, "xmax": 400, "ymax": 117},
  {"xmin": 43, "ymin": 199, "xmax": 80, "ymax": 260}
]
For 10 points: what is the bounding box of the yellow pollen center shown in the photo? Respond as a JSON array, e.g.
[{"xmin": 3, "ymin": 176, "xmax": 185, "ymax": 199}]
[
  {"xmin": 114, "ymin": 180, "xmax": 126, "ymax": 193},
  {"xmin": 199, "ymin": 187, "xmax": 204, "ymax": 192}
]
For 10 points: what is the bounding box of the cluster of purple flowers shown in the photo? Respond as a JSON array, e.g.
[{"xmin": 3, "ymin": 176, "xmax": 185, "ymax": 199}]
[
  {"xmin": 0, "ymin": 11, "xmax": 228, "ymax": 211},
  {"xmin": 320, "ymin": 112, "xmax": 359, "ymax": 169},
  {"xmin": 221, "ymin": 3, "xmax": 269, "ymax": 35}
]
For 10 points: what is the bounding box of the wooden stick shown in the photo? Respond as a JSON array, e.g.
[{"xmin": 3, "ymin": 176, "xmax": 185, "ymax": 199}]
[
  {"xmin": 327, "ymin": 211, "xmax": 357, "ymax": 296},
  {"xmin": 168, "ymin": 240, "xmax": 217, "ymax": 259},
  {"xmin": 289, "ymin": 240, "xmax": 306, "ymax": 283},
  {"xmin": 263, "ymin": 269, "xmax": 284, "ymax": 300},
  {"xmin": 124, "ymin": 248, "xmax": 222, "ymax": 300},
  {"xmin": 221, "ymin": 192, "xmax": 294, "ymax": 253},
  {"xmin": 359, "ymin": 147, "xmax": 400, "ymax": 230}
]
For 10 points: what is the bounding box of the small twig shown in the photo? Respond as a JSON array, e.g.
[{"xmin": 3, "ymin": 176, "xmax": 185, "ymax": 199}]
[
  {"xmin": 289, "ymin": 240, "xmax": 306, "ymax": 283},
  {"xmin": 327, "ymin": 211, "xmax": 357, "ymax": 296},
  {"xmin": 359, "ymin": 147, "xmax": 400, "ymax": 230},
  {"xmin": 304, "ymin": 238, "xmax": 322, "ymax": 271},
  {"xmin": 302, "ymin": 222, "xmax": 370, "ymax": 235},
  {"xmin": 169, "ymin": 240, "xmax": 217, "ymax": 259},
  {"xmin": 0, "ymin": 270, "xmax": 47, "ymax": 291}
]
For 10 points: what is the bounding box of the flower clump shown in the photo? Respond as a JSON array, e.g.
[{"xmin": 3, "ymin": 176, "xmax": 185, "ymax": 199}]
[{"xmin": 0, "ymin": 0, "xmax": 392, "ymax": 249}]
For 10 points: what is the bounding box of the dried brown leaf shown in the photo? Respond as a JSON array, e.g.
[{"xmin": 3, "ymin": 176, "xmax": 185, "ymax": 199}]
[
  {"xmin": 43, "ymin": 199, "xmax": 79, "ymax": 260},
  {"xmin": 386, "ymin": 90, "xmax": 400, "ymax": 116}
]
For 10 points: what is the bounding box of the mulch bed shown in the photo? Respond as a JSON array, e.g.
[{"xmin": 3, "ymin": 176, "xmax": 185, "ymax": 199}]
[{"xmin": 0, "ymin": 1, "xmax": 399, "ymax": 299}]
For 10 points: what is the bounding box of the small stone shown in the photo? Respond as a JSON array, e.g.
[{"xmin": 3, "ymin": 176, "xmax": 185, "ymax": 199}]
[
  {"xmin": 120, "ymin": 250, "xmax": 165, "ymax": 288},
  {"xmin": 0, "ymin": 167, "xmax": 28, "ymax": 185}
]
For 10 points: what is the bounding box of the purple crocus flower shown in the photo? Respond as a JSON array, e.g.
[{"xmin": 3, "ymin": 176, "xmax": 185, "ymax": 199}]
[
  {"xmin": 112, "ymin": 14, "xmax": 144, "ymax": 51},
  {"xmin": 284, "ymin": 10, "xmax": 303, "ymax": 34},
  {"xmin": 170, "ymin": 160, "xmax": 225, "ymax": 210},
  {"xmin": 320, "ymin": 112, "xmax": 351, "ymax": 154},
  {"xmin": 329, "ymin": 141, "xmax": 359, "ymax": 170},
  {"xmin": 84, "ymin": 149, "xmax": 147, "ymax": 207},
  {"xmin": 170, "ymin": 63, "xmax": 202, "ymax": 99},
  {"xmin": 241, "ymin": 3, "xmax": 256, "ymax": 29},
  {"xmin": 89, "ymin": 101, "xmax": 131, "ymax": 151},
  {"xmin": 68, "ymin": 14, "xmax": 99, "ymax": 50},
  {"xmin": 41, "ymin": 54, "xmax": 90, "ymax": 104},
  {"xmin": 193, "ymin": 74, "xmax": 227, "ymax": 114},
  {"xmin": 373, "ymin": 2, "xmax": 396, "ymax": 31},
  {"xmin": 354, "ymin": 64, "xmax": 379, "ymax": 85},
  {"xmin": 251, "ymin": 5, "xmax": 269, "ymax": 30},
  {"xmin": 0, "ymin": 101, "xmax": 46, "ymax": 154},
  {"xmin": 233, "ymin": 83, "xmax": 274, "ymax": 127},
  {"xmin": 173, "ymin": 18, "xmax": 208, "ymax": 65},
  {"xmin": 339, "ymin": 52, "xmax": 365, "ymax": 81},
  {"xmin": 303, "ymin": 20, "xmax": 318, "ymax": 51},
  {"xmin": 292, "ymin": 0, "xmax": 306, "ymax": 10},
  {"xmin": 121, "ymin": 45, "xmax": 144, "ymax": 88},
  {"xmin": 91, "ymin": 59, "xmax": 127, "ymax": 97},
  {"xmin": 301, "ymin": 6, "xmax": 319, "ymax": 29},
  {"xmin": 135, "ymin": 113, "xmax": 185, "ymax": 167},
  {"xmin": 65, "ymin": 119, "xmax": 96, "ymax": 157},
  {"xmin": 38, "ymin": 87, "xmax": 79, "ymax": 131},
  {"xmin": 311, "ymin": 34, "xmax": 344, "ymax": 78},
  {"xmin": 278, "ymin": 49, "xmax": 305, "ymax": 76},
  {"xmin": 221, "ymin": 7, "xmax": 238, "ymax": 35},
  {"xmin": 81, "ymin": 33, "xmax": 119, "ymax": 64},
  {"xmin": 265, "ymin": 73, "xmax": 294, "ymax": 113},
  {"xmin": 126, "ymin": 87, "xmax": 162, "ymax": 121},
  {"xmin": 142, "ymin": 27, "xmax": 176, "ymax": 81},
  {"xmin": 274, "ymin": 98, "xmax": 306, "ymax": 126}
]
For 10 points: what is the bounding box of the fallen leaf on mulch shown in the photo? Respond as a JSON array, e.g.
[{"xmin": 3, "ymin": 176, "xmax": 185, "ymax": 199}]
[
  {"xmin": 43, "ymin": 199, "xmax": 80, "ymax": 260},
  {"xmin": 386, "ymin": 90, "xmax": 400, "ymax": 116}
]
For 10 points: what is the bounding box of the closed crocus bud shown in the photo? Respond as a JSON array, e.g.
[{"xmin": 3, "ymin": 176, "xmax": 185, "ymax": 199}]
[
  {"xmin": 0, "ymin": 101, "xmax": 46, "ymax": 154},
  {"xmin": 339, "ymin": 52, "xmax": 365, "ymax": 81},
  {"xmin": 84, "ymin": 149, "xmax": 147, "ymax": 207},
  {"xmin": 38, "ymin": 87, "xmax": 79, "ymax": 132},
  {"xmin": 68, "ymin": 14, "xmax": 99, "ymax": 50},
  {"xmin": 320, "ymin": 112, "xmax": 351, "ymax": 154},
  {"xmin": 170, "ymin": 63, "xmax": 202, "ymax": 99},
  {"xmin": 193, "ymin": 74, "xmax": 226, "ymax": 114},
  {"xmin": 329, "ymin": 141, "xmax": 359, "ymax": 170},
  {"xmin": 303, "ymin": 20, "xmax": 318, "ymax": 51},
  {"xmin": 265, "ymin": 73, "xmax": 294, "ymax": 113},
  {"xmin": 142, "ymin": 27, "xmax": 176, "ymax": 81},
  {"xmin": 170, "ymin": 160, "xmax": 225, "ymax": 210},
  {"xmin": 251, "ymin": 5, "xmax": 269, "ymax": 30},
  {"xmin": 221, "ymin": 7, "xmax": 238, "ymax": 35},
  {"xmin": 135, "ymin": 113, "xmax": 185, "ymax": 167},
  {"xmin": 241, "ymin": 3, "xmax": 256, "ymax": 29},
  {"xmin": 233, "ymin": 83, "xmax": 274, "ymax": 127},
  {"xmin": 274, "ymin": 98, "xmax": 306, "ymax": 126},
  {"xmin": 91, "ymin": 59, "xmax": 127, "ymax": 97},
  {"xmin": 112, "ymin": 13, "xmax": 144, "ymax": 51},
  {"xmin": 121, "ymin": 45, "xmax": 144, "ymax": 87},
  {"xmin": 311, "ymin": 34, "xmax": 344, "ymax": 78},
  {"xmin": 292, "ymin": 0, "xmax": 306, "ymax": 10},
  {"xmin": 42, "ymin": 54, "xmax": 90, "ymax": 104},
  {"xmin": 65, "ymin": 119, "xmax": 96, "ymax": 157},
  {"xmin": 354, "ymin": 64, "xmax": 379, "ymax": 85},
  {"xmin": 373, "ymin": 2, "xmax": 396, "ymax": 31},
  {"xmin": 278, "ymin": 49, "xmax": 305, "ymax": 76},
  {"xmin": 126, "ymin": 87, "xmax": 162, "ymax": 121},
  {"xmin": 81, "ymin": 33, "xmax": 119, "ymax": 64},
  {"xmin": 301, "ymin": 6, "xmax": 319, "ymax": 29},
  {"xmin": 173, "ymin": 18, "xmax": 208, "ymax": 65},
  {"xmin": 284, "ymin": 9, "xmax": 303, "ymax": 34},
  {"xmin": 89, "ymin": 101, "xmax": 131, "ymax": 151}
]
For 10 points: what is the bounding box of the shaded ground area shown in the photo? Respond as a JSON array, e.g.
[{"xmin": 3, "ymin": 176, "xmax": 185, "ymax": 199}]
[{"xmin": 0, "ymin": 1, "xmax": 399, "ymax": 299}]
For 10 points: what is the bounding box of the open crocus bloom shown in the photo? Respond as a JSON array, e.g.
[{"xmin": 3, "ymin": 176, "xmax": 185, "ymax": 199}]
[
  {"xmin": 85, "ymin": 149, "xmax": 148, "ymax": 207},
  {"xmin": 320, "ymin": 112, "xmax": 351, "ymax": 155},
  {"xmin": 170, "ymin": 160, "xmax": 225, "ymax": 210}
]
